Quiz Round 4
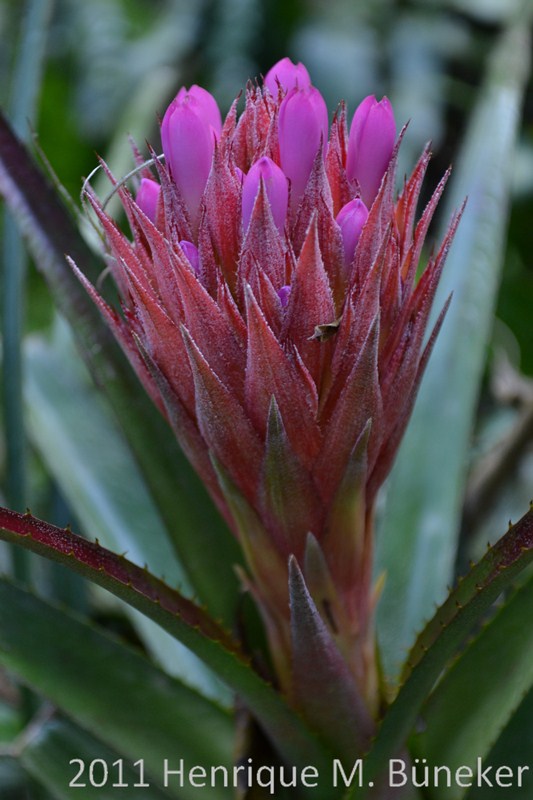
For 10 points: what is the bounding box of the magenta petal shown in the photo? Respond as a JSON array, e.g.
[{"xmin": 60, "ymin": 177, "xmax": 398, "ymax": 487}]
[
  {"xmin": 277, "ymin": 285, "xmax": 291, "ymax": 308},
  {"xmin": 242, "ymin": 156, "xmax": 288, "ymax": 235},
  {"xmin": 346, "ymin": 95, "xmax": 396, "ymax": 208},
  {"xmin": 264, "ymin": 57, "xmax": 311, "ymax": 95},
  {"xmin": 279, "ymin": 86, "xmax": 329, "ymax": 209},
  {"xmin": 336, "ymin": 197, "xmax": 369, "ymax": 268},
  {"xmin": 176, "ymin": 84, "xmax": 222, "ymax": 135},
  {"xmin": 179, "ymin": 240, "xmax": 199, "ymax": 273},
  {"xmin": 135, "ymin": 178, "xmax": 160, "ymax": 223},
  {"xmin": 161, "ymin": 96, "xmax": 216, "ymax": 225}
]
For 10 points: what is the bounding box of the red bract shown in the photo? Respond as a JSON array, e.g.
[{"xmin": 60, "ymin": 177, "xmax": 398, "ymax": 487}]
[{"xmin": 75, "ymin": 58, "xmax": 460, "ymax": 712}]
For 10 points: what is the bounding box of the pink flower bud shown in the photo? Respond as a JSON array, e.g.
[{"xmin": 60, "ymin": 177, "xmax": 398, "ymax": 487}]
[
  {"xmin": 135, "ymin": 178, "xmax": 160, "ymax": 223},
  {"xmin": 242, "ymin": 156, "xmax": 289, "ymax": 234},
  {"xmin": 346, "ymin": 95, "xmax": 396, "ymax": 208},
  {"xmin": 161, "ymin": 87, "xmax": 222, "ymax": 225},
  {"xmin": 336, "ymin": 198, "xmax": 368, "ymax": 267},
  {"xmin": 264, "ymin": 57, "xmax": 311, "ymax": 95},
  {"xmin": 176, "ymin": 85, "xmax": 222, "ymax": 135},
  {"xmin": 278, "ymin": 86, "xmax": 329, "ymax": 208},
  {"xmin": 179, "ymin": 240, "xmax": 199, "ymax": 273}
]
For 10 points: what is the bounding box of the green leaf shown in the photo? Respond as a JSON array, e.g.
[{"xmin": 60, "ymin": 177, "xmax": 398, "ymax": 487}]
[
  {"xmin": 20, "ymin": 718, "xmax": 174, "ymax": 800},
  {"xmin": 465, "ymin": 684, "xmax": 533, "ymax": 799},
  {"xmin": 0, "ymin": 511, "xmax": 336, "ymax": 784},
  {"xmin": 0, "ymin": 579, "xmax": 234, "ymax": 800},
  {"xmin": 0, "ymin": 110, "xmax": 242, "ymax": 625},
  {"xmin": 376, "ymin": 18, "xmax": 532, "ymax": 683},
  {"xmin": 2, "ymin": 0, "xmax": 53, "ymax": 570},
  {"xmin": 411, "ymin": 575, "xmax": 533, "ymax": 800},
  {"xmin": 344, "ymin": 506, "xmax": 533, "ymax": 799},
  {"xmin": 24, "ymin": 321, "xmax": 227, "ymax": 701}
]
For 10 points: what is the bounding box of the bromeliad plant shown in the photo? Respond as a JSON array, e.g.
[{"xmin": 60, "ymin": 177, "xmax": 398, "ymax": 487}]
[
  {"xmin": 75, "ymin": 58, "xmax": 458, "ymax": 726},
  {"xmin": 0, "ymin": 32, "xmax": 532, "ymax": 800}
]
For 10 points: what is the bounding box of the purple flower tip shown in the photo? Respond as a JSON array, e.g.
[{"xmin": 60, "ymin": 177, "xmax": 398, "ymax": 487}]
[
  {"xmin": 242, "ymin": 156, "xmax": 289, "ymax": 235},
  {"xmin": 336, "ymin": 198, "xmax": 369, "ymax": 268},
  {"xmin": 179, "ymin": 240, "xmax": 200, "ymax": 273},
  {"xmin": 278, "ymin": 86, "xmax": 329, "ymax": 209},
  {"xmin": 277, "ymin": 285, "xmax": 291, "ymax": 308},
  {"xmin": 161, "ymin": 86, "xmax": 222, "ymax": 225},
  {"xmin": 346, "ymin": 95, "xmax": 396, "ymax": 208},
  {"xmin": 264, "ymin": 57, "xmax": 311, "ymax": 95},
  {"xmin": 135, "ymin": 178, "xmax": 160, "ymax": 223}
]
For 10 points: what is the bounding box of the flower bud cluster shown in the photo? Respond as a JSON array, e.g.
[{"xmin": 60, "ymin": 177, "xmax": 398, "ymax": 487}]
[
  {"xmin": 145, "ymin": 58, "xmax": 396, "ymax": 265},
  {"xmin": 82, "ymin": 57, "xmax": 457, "ymax": 698}
]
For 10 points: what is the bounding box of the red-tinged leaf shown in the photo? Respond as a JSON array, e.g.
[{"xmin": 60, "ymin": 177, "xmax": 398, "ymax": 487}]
[
  {"xmin": 382, "ymin": 202, "xmax": 463, "ymax": 373},
  {"xmin": 321, "ymin": 422, "xmax": 371, "ymax": 612},
  {"xmin": 394, "ymin": 143, "xmax": 432, "ymax": 262},
  {"xmin": 196, "ymin": 209, "xmax": 220, "ymax": 297},
  {"xmin": 249, "ymin": 267, "xmax": 285, "ymax": 337},
  {"xmin": 401, "ymin": 166, "xmax": 452, "ymax": 290},
  {"xmin": 289, "ymin": 557, "xmax": 374, "ymax": 761},
  {"xmin": 282, "ymin": 216, "xmax": 336, "ymax": 384},
  {"xmin": 240, "ymin": 179, "xmax": 287, "ymax": 291},
  {"xmin": 369, "ymin": 295, "xmax": 451, "ymax": 499},
  {"xmin": 379, "ymin": 228, "xmax": 402, "ymax": 336},
  {"xmin": 217, "ymin": 279, "xmax": 247, "ymax": 342},
  {"xmin": 124, "ymin": 189, "xmax": 196, "ymax": 318},
  {"xmin": 182, "ymin": 325, "xmax": 263, "ymax": 505},
  {"xmin": 0, "ymin": 508, "xmax": 336, "ymax": 779},
  {"xmin": 173, "ymin": 256, "xmax": 246, "ymax": 403},
  {"xmin": 321, "ymin": 227, "xmax": 390, "ymax": 420},
  {"xmin": 245, "ymin": 285, "xmax": 321, "ymax": 468},
  {"xmin": 291, "ymin": 144, "xmax": 333, "ymax": 254},
  {"xmin": 0, "ymin": 507, "xmax": 238, "ymax": 649},
  {"xmin": 314, "ymin": 316, "xmax": 380, "ymax": 505},
  {"xmin": 121, "ymin": 259, "xmax": 197, "ymax": 414},
  {"xmin": 69, "ymin": 257, "xmax": 167, "ymax": 416},
  {"xmin": 219, "ymin": 97, "xmax": 239, "ymax": 156},
  {"xmin": 148, "ymin": 142, "xmax": 192, "ymax": 245},
  {"xmin": 259, "ymin": 397, "xmax": 324, "ymax": 559},
  {"xmin": 204, "ymin": 142, "xmax": 242, "ymax": 289},
  {"xmin": 326, "ymin": 105, "xmax": 351, "ymax": 216},
  {"xmin": 232, "ymin": 85, "xmax": 274, "ymax": 171},
  {"xmin": 136, "ymin": 339, "xmax": 233, "ymax": 527},
  {"xmin": 85, "ymin": 189, "xmax": 153, "ymax": 301}
]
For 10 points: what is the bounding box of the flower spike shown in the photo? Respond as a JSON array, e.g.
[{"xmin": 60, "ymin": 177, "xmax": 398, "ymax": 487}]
[{"xmin": 76, "ymin": 58, "xmax": 459, "ymax": 710}]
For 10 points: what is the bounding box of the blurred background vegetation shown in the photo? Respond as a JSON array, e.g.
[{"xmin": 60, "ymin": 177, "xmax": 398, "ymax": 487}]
[{"xmin": 0, "ymin": 0, "xmax": 532, "ymax": 796}]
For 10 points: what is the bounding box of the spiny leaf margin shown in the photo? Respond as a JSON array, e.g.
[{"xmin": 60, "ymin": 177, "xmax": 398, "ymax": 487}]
[
  {"xmin": 345, "ymin": 505, "xmax": 533, "ymax": 799},
  {"xmin": 0, "ymin": 506, "xmax": 336, "ymax": 782}
]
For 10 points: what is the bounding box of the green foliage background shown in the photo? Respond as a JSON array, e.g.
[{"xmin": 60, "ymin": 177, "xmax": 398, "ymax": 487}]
[{"xmin": 0, "ymin": 0, "xmax": 532, "ymax": 798}]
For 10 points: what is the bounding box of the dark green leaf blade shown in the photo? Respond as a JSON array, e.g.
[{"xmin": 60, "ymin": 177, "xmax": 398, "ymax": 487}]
[
  {"xmin": 345, "ymin": 506, "xmax": 533, "ymax": 799},
  {"xmin": 0, "ymin": 580, "xmax": 233, "ymax": 800},
  {"xmin": 20, "ymin": 718, "xmax": 175, "ymax": 800},
  {"xmin": 412, "ymin": 575, "xmax": 533, "ymax": 800},
  {"xmin": 0, "ymin": 509, "xmax": 336, "ymax": 783},
  {"xmin": 376, "ymin": 18, "xmax": 532, "ymax": 682}
]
